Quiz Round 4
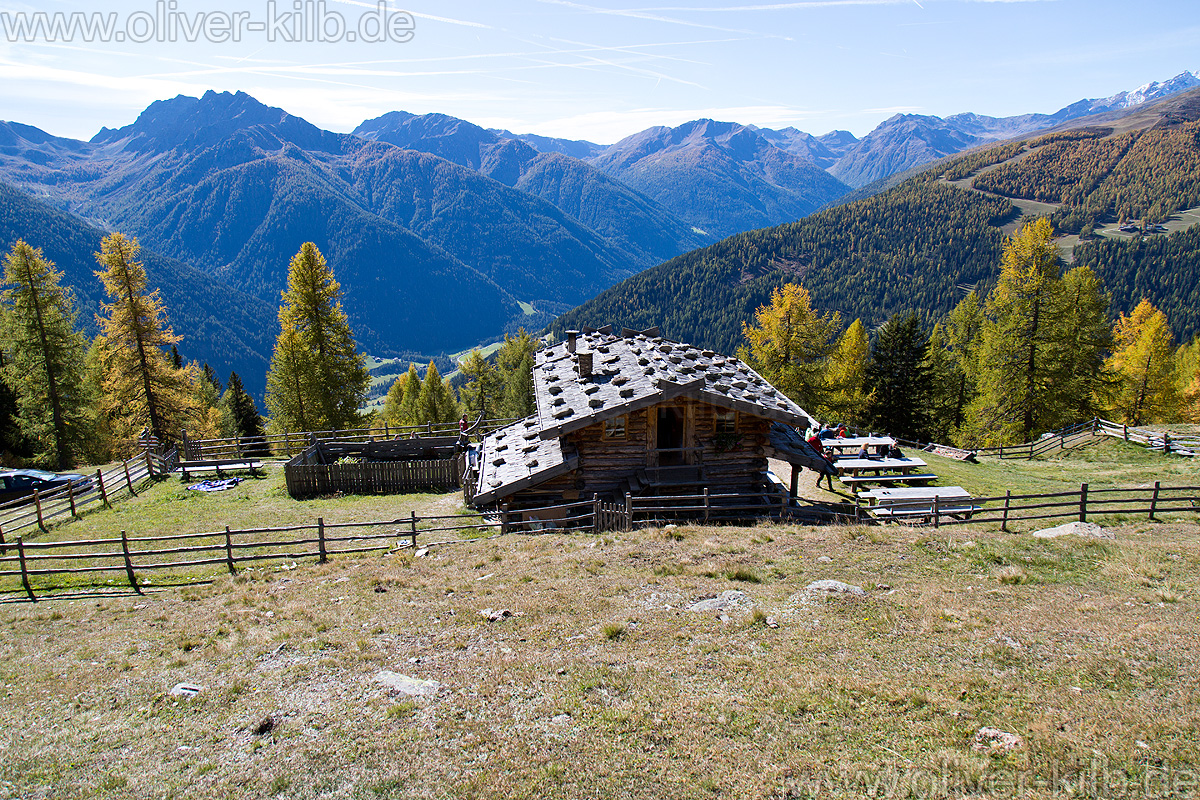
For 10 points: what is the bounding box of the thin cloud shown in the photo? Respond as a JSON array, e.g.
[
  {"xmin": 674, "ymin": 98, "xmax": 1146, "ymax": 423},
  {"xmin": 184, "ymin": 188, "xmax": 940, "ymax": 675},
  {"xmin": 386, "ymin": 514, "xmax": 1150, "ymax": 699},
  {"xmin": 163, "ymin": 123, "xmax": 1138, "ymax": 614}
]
[{"xmin": 533, "ymin": 0, "xmax": 793, "ymax": 39}]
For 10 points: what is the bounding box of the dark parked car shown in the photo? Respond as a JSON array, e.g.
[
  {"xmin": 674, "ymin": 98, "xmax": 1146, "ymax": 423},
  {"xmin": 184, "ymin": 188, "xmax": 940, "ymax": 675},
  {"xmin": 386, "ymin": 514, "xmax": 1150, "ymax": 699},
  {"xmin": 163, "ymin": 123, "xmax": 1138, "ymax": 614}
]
[{"xmin": 0, "ymin": 469, "xmax": 92, "ymax": 505}]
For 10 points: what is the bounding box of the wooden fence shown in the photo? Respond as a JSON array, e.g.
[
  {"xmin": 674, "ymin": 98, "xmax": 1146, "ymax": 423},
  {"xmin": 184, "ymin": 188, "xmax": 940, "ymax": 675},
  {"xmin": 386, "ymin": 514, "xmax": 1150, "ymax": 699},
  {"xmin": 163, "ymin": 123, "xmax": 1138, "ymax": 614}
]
[
  {"xmin": 0, "ymin": 448, "xmax": 177, "ymax": 543},
  {"xmin": 179, "ymin": 419, "xmax": 522, "ymax": 462},
  {"xmin": 3, "ymin": 483, "xmax": 1197, "ymax": 602},
  {"xmin": 283, "ymin": 439, "xmax": 463, "ymax": 497}
]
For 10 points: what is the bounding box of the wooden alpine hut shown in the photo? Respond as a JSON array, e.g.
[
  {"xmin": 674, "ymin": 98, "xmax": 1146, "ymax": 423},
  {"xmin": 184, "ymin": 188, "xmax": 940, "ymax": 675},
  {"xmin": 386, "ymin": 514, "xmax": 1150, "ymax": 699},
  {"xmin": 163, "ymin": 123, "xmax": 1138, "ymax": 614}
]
[{"xmin": 464, "ymin": 326, "xmax": 831, "ymax": 519}]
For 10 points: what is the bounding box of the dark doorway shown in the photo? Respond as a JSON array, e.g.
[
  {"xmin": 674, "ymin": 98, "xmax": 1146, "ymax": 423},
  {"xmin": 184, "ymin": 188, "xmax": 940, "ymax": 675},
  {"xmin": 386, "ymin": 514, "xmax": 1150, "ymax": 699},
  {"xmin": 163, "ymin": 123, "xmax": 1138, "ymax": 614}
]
[{"xmin": 656, "ymin": 407, "xmax": 685, "ymax": 466}]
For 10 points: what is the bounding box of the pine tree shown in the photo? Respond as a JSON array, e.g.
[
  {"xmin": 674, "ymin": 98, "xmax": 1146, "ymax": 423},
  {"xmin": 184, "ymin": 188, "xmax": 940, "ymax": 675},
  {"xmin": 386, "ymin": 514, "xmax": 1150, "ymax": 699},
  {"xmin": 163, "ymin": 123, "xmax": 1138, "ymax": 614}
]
[
  {"xmin": 416, "ymin": 362, "xmax": 460, "ymax": 425},
  {"xmin": 923, "ymin": 323, "xmax": 960, "ymax": 444},
  {"xmin": 740, "ymin": 283, "xmax": 840, "ymax": 411},
  {"xmin": 1051, "ymin": 266, "xmax": 1113, "ymax": 422},
  {"xmin": 382, "ymin": 372, "xmax": 409, "ymax": 427},
  {"xmin": 397, "ymin": 363, "xmax": 422, "ymax": 427},
  {"xmin": 185, "ymin": 361, "xmax": 224, "ymax": 440},
  {"xmin": 968, "ymin": 219, "xmax": 1064, "ymax": 444},
  {"xmin": 497, "ymin": 330, "xmax": 537, "ymax": 419},
  {"xmin": 0, "ymin": 240, "xmax": 92, "ymax": 469},
  {"xmin": 1176, "ymin": 336, "xmax": 1200, "ymax": 423},
  {"xmin": 93, "ymin": 232, "xmax": 196, "ymax": 445},
  {"xmin": 934, "ymin": 293, "xmax": 984, "ymax": 440},
  {"xmin": 865, "ymin": 312, "xmax": 932, "ymax": 441},
  {"xmin": 458, "ymin": 349, "xmax": 503, "ymax": 420},
  {"xmin": 1108, "ymin": 299, "xmax": 1180, "ymax": 424},
  {"xmin": 0, "ymin": 350, "xmax": 31, "ymax": 462},
  {"xmin": 265, "ymin": 242, "xmax": 368, "ymax": 432},
  {"xmin": 818, "ymin": 319, "xmax": 871, "ymax": 426},
  {"xmin": 221, "ymin": 371, "xmax": 268, "ymax": 454}
]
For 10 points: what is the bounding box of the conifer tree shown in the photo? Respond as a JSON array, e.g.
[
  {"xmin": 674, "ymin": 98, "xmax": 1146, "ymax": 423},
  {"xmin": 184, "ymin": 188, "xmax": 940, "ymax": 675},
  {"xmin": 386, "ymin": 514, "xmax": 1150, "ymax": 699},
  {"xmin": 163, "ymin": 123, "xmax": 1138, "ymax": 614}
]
[
  {"xmin": 818, "ymin": 319, "xmax": 871, "ymax": 425},
  {"xmin": 221, "ymin": 371, "xmax": 268, "ymax": 454},
  {"xmin": 416, "ymin": 362, "xmax": 460, "ymax": 425},
  {"xmin": 185, "ymin": 361, "xmax": 224, "ymax": 440},
  {"xmin": 1108, "ymin": 299, "xmax": 1180, "ymax": 424},
  {"xmin": 397, "ymin": 363, "xmax": 422, "ymax": 427},
  {"xmin": 93, "ymin": 232, "xmax": 196, "ymax": 445},
  {"xmin": 458, "ymin": 349, "xmax": 503, "ymax": 420},
  {"xmin": 923, "ymin": 323, "xmax": 960, "ymax": 444},
  {"xmin": 382, "ymin": 371, "xmax": 409, "ymax": 427},
  {"xmin": 497, "ymin": 330, "xmax": 537, "ymax": 419},
  {"xmin": 0, "ymin": 351, "xmax": 30, "ymax": 462},
  {"xmin": 265, "ymin": 242, "xmax": 368, "ymax": 432},
  {"xmin": 740, "ymin": 283, "xmax": 840, "ymax": 411},
  {"xmin": 1176, "ymin": 336, "xmax": 1200, "ymax": 423},
  {"xmin": 1051, "ymin": 266, "xmax": 1113, "ymax": 422},
  {"xmin": 0, "ymin": 240, "xmax": 91, "ymax": 469},
  {"xmin": 865, "ymin": 312, "xmax": 932, "ymax": 441},
  {"xmin": 938, "ymin": 291, "xmax": 984, "ymax": 439},
  {"xmin": 968, "ymin": 219, "xmax": 1064, "ymax": 444}
]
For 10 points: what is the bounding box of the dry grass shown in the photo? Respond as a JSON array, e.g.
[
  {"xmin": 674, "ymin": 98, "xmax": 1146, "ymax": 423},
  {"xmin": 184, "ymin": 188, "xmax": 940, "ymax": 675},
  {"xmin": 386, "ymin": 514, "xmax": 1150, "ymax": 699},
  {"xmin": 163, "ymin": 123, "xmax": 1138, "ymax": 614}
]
[{"xmin": 2, "ymin": 512, "xmax": 1199, "ymax": 799}]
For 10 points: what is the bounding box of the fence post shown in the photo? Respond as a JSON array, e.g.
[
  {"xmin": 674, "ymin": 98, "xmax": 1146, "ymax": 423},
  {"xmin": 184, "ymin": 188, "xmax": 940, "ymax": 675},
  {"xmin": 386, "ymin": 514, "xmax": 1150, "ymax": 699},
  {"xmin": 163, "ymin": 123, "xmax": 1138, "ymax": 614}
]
[
  {"xmin": 1001, "ymin": 490, "xmax": 1011, "ymax": 532},
  {"xmin": 33, "ymin": 487, "xmax": 45, "ymax": 531},
  {"xmin": 145, "ymin": 449, "xmax": 155, "ymax": 479},
  {"xmin": 96, "ymin": 469, "xmax": 109, "ymax": 507},
  {"xmin": 317, "ymin": 517, "xmax": 327, "ymax": 563},
  {"xmin": 235, "ymin": 435, "xmax": 243, "ymax": 460},
  {"xmin": 1079, "ymin": 483, "xmax": 1088, "ymax": 523},
  {"xmin": 67, "ymin": 480, "xmax": 77, "ymax": 518},
  {"xmin": 16, "ymin": 537, "xmax": 35, "ymax": 602},
  {"xmin": 124, "ymin": 460, "xmax": 136, "ymax": 496},
  {"xmin": 224, "ymin": 526, "xmax": 236, "ymax": 574},
  {"xmin": 1149, "ymin": 481, "xmax": 1160, "ymax": 521},
  {"xmin": 592, "ymin": 494, "xmax": 600, "ymax": 535},
  {"xmin": 1122, "ymin": 424, "xmax": 1128, "ymax": 442},
  {"xmin": 625, "ymin": 492, "xmax": 632, "ymax": 532},
  {"xmin": 409, "ymin": 511, "xmax": 418, "ymax": 550},
  {"xmin": 999, "ymin": 444, "xmax": 1004, "ymax": 458},
  {"xmin": 500, "ymin": 503, "xmax": 509, "ymax": 535},
  {"xmin": 704, "ymin": 488, "xmax": 710, "ymax": 524},
  {"xmin": 932, "ymin": 494, "xmax": 940, "ymax": 528},
  {"xmin": 120, "ymin": 529, "xmax": 142, "ymax": 595},
  {"xmin": 0, "ymin": 523, "xmax": 5, "ymax": 555}
]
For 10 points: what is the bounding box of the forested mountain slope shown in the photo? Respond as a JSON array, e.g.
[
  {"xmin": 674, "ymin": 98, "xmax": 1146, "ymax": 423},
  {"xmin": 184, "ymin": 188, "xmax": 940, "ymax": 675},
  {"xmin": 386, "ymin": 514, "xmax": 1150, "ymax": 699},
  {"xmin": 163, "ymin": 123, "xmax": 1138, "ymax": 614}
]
[
  {"xmin": 552, "ymin": 175, "xmax": 1012, "ymax": 354},
  {"xmin": 0, "ymin": 180, "xmax": 275, "ymax": 397},
  {"xmin": 353, "ymin": 111, "xmax": 713, "ymax": 266},
  {"xmin": 0, "ymin": 91, "xmax": 643, "ymax": 360},
  {"xmin": 554, "ymin": 94, "xmax": 1200, "ymax": 351}
]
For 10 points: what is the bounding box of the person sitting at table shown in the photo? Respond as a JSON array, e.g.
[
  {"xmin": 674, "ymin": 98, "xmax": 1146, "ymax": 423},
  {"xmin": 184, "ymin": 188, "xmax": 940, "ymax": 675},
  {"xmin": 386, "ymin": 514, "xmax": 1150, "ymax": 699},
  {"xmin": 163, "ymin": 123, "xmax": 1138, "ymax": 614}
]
[
  {"xmin": 875, "ymin": 443, "xmax": 890, "ymax": 457},
  {"xmin": 835, "ymin": 423, "xmax": 848, "ymax": 438},
  {"xmin": 819, "ymin": 424, "xmax": 837, "ymax": 440},
  {"xmin": 888, "ymin": 444, "xmax": 904, "ymax": 459},
  {"xmin": 857, "ymin": 443, "xmax": 869, "ymax": 459}
]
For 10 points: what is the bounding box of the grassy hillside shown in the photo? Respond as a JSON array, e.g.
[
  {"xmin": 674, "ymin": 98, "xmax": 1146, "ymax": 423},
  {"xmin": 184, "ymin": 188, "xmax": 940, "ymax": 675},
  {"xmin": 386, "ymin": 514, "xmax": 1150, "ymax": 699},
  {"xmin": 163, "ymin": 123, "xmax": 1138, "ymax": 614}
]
[{"xmin": 1, "ymin": 445, "xmax": 1198, "ymax": 798}]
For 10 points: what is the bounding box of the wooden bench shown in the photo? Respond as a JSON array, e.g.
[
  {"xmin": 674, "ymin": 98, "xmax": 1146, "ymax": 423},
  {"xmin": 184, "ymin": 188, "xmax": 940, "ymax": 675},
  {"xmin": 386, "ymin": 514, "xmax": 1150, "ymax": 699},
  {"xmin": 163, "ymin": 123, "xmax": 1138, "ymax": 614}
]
[
  {"xmin": 840, "ymin": 473, "xmax": 939, "ymax": 491},
  {"xmin": 860, "ymin": 486, "xmax": 979, "ymax": 521},
  {"xmin": 179, "ymin": 460, "xmax": 263, "ymax": 481}
]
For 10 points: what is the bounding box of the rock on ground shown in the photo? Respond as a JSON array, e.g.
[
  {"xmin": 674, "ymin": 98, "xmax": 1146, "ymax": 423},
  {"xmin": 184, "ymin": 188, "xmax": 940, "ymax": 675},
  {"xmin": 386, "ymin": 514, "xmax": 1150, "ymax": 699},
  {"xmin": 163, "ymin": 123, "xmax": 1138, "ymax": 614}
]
[
  {"xmin": 1032, "ymin": 521, "xmax": 1111, "ymax": 539},
  {"xmin": 688, "ymin": 590, "xmax": 750, "ymax": 613},
  {"xmin": 972, "ymin": 726, "xmax": 1024, "ymax": 753},
  {"xmin": 374, "ymin": 671, "xmax": 440, "ymax": 698},
  {"xmin": 805, "ymin": 580, "xmax": 865, "ymax": 596}
]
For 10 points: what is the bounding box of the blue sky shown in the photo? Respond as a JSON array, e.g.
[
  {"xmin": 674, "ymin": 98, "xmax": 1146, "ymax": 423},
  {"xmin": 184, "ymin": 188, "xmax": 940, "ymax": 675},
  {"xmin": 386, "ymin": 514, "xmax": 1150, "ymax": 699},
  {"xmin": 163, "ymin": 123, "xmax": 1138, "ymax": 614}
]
[{"xmin": 1, "ymin": 0, "xmax": 1197, "ymax": 144}]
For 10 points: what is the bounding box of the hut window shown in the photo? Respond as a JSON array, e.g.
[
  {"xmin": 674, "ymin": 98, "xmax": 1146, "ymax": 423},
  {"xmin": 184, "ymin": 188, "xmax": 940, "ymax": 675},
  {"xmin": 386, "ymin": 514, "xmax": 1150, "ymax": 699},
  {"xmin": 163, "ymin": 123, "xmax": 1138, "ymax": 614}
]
[
  {"xmin": 604, "ymin": 416, "xmax": 627, "ymax": 439},
  {"xmin": 715, "ymin": 409, "xmax": 737, "ymax": 434}
]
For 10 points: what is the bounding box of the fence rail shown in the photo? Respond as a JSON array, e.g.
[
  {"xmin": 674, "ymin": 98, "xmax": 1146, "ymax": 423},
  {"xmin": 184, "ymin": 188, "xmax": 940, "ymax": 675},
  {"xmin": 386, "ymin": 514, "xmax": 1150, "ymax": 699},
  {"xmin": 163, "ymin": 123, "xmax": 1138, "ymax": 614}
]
[
  {"xmin": 179, "ymin": 419, "xmax": 522, "ymax": 462},
  {"xmin": 2, "ymin": 482, "xmax": 1197, "ymax": 601},
  {"xmin": 0, "ymin": 449, "xmax": 177, "ymax": 543}
]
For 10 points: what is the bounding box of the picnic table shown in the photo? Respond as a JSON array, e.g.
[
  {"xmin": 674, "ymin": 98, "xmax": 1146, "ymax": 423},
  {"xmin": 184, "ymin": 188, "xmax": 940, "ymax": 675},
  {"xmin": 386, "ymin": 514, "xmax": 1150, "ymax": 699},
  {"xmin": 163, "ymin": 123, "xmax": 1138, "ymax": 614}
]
[
  {"xmin": 859, "ymin": 486, "xmax": 979, "ymax": 521},
  {"xmin": 835, "ymin": 455, "xmax": 934, "ymax": 492},
  {"xmin": 178, "ymin": 459, "xmax": 263, "ymax": 481},
  {"xmin": 822, "ymin": 436, "xmax": 896, "ymax": 454}
]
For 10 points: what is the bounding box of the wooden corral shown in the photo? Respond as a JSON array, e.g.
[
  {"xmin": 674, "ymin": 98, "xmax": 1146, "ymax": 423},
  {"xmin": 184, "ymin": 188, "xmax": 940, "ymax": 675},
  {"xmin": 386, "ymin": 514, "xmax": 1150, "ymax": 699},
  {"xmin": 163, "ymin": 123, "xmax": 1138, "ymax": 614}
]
[{"xmin": 285, "ymin": 437, "xmax": 462, "ymax": 498}]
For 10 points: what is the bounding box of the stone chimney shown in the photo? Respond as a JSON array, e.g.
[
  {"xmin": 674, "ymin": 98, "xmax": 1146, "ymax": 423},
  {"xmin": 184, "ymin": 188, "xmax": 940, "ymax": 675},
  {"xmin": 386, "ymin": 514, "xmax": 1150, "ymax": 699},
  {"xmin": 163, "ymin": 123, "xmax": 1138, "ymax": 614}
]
[
  {"xmin": 566, "ymin": 330, "xmax": 580, "ymax": 353},
  {"xmin": 577, "ymin": 350, "xmax": 593, "ymax": 378}
]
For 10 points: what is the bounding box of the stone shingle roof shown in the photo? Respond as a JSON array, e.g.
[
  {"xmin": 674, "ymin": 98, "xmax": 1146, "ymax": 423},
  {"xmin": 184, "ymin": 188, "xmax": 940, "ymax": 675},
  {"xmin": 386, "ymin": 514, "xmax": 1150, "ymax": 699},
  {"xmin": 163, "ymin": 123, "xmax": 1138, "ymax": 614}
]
[
  {"xmin": 534, "ymin": 330, "xmax": 815, "ymax": 437},
  {"xmin": 471, "ymin": 329, "xmax": 818, "ymax": 505},
  {"xmin": 473, "ymin": 417, "xmax": 578, "ymax": 505}
]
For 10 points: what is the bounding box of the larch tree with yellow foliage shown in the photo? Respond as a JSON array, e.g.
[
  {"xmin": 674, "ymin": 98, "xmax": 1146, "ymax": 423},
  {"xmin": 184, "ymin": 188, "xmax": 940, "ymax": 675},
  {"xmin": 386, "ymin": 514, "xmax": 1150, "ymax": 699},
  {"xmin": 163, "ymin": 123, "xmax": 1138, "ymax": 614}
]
[
  {"xmin": 93, "ymin": 233, "xmax": 198, "ymax": 446},
  {"xmin": 818, "ymin": 318, "xmax": 871, "ymax": 425},
  {"xmin": 740, "ymin": 283, "xmax": 840, "ymax": 412},
  {"xmin": 265, "ymin": 242, "xmax": 369, "ymax": 433},
  {"xmin": 1108, "ymin": 299, "xmax": 1180, "ymax": 425}
]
